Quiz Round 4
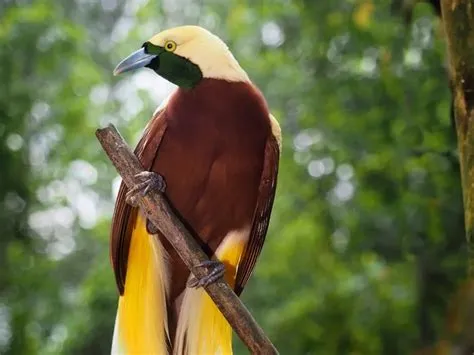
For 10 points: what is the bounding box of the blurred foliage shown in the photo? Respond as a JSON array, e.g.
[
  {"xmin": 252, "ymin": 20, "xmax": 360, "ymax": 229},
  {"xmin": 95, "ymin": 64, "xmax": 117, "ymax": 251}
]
[{"xmin": 0, "ymin": 0, "xmax": 468, "ymax": 354}]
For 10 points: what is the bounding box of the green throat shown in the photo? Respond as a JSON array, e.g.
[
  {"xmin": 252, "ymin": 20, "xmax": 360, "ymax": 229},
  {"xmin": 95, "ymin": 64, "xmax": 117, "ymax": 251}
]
[{"xmin": 144, "ymin": 42, "xmax": 203, "ymax": 89}]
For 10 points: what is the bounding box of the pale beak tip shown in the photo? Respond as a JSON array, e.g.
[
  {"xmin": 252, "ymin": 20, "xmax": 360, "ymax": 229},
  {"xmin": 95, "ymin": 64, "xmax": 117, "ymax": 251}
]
[
  {"xmin": 112, "ymin": 48, "xmax": 153, "ymax": 77},
  {"xmin": 113, "ymin": 66, "xmax": 122, "ymax": 76}
]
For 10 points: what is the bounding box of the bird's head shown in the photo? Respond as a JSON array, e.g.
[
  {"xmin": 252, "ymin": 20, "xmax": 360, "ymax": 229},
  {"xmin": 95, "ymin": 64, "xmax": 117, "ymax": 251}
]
[{"xmin": 113, "ymin": 25, "xmax": 249, "ymax": 88}]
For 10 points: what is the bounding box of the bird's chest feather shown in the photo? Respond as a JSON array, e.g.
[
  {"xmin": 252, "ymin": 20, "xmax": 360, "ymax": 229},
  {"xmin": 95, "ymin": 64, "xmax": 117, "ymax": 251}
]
[{"xmin": 153, "ymin": 80, "xmax": 270, "ymax": 239}]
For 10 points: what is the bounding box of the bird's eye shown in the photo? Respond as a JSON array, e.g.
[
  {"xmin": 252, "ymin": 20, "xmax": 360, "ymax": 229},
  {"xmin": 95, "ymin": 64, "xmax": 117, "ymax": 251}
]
[{"xmin": 164, "ymin": 40, "xmax": 177, "ymax": 52}]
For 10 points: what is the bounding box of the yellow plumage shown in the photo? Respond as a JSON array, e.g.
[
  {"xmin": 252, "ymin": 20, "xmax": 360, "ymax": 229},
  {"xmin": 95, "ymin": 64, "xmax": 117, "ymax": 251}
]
[
  {"xmin": 111, "ymin": 214, "xmax": 248, "ymax": 355},
  {"xmin": 174, "ymin": 231, "xmax": 247, "ymax": 355},
  {"xmin": 115, "ymin": 213, "xmax": 169, "ymax": 354}
]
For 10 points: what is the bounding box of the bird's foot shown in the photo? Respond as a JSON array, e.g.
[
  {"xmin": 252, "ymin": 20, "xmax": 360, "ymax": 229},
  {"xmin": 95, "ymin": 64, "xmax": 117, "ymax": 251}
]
[
  {"xmin": 125, "ymin": 171, "xmax": 166, "ymax": 207},
  {"xmin": 146, "ymin": 219, "xmax": 159, "ymax": 235},
  {"xmin": 187, "ymin": 260, "xmax": 225, "ymax": 288}
]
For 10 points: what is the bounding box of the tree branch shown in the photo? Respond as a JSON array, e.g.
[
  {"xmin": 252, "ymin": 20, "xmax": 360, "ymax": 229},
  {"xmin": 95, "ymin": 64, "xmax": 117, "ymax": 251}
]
[
  {"xmin": 440, "ymin": 0, "xmax": 474, "ymax": 351},
  {"xmin": 96, "ymin": 124, "xmax": 278, "ymax": 355},
  {"xmin": 441, "ymin": 0, "xmax": 474, "ymax": 277}
]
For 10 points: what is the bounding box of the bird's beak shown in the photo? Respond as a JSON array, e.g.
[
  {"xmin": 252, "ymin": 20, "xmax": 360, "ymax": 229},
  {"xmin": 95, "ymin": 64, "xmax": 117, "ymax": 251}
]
[{"xmin": 113, "ymin": 48, "xmax": 157, "ymax": 76}]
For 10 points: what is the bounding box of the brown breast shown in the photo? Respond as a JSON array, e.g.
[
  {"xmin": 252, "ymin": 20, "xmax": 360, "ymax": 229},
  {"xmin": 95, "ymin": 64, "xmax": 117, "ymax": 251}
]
[{"xmin": 152, "ymin": 78, "xmax": 271, "ymax": 301}]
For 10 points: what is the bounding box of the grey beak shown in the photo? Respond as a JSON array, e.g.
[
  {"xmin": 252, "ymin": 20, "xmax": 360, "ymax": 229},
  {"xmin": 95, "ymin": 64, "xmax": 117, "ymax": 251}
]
[{"xmin": 113, "ymin": 48, "xmax": 157, "ymax": 76}]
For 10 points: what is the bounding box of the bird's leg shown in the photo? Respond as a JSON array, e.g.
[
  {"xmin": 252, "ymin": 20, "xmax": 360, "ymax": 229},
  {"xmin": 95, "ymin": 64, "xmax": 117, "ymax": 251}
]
[
  {"xmin": 187, "ymin": 260, "xmax": 226, "ymax": 288},
  {"xmin": 125, "ymin": 171, "xmax": 167, "ymax": 207},
  {"xmin": 126, "ymin": 171, "xmax": 166, "ymax": 235}
]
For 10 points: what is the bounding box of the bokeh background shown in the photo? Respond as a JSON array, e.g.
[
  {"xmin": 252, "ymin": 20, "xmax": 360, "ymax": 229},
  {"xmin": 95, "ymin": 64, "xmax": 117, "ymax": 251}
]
[{"xmin": 0, "ymin": 0, "xmax": 467, "ymax": 354}]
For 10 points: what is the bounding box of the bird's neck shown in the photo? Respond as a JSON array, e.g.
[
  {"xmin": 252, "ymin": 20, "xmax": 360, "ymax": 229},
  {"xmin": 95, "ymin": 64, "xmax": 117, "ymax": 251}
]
[
  {"xmin": 164, "ymin": 78, "xmax": 270, "ymax": 143},
  {"xmin": 168, "ymin": 78, "xmax": 265, "ymax": 116}
]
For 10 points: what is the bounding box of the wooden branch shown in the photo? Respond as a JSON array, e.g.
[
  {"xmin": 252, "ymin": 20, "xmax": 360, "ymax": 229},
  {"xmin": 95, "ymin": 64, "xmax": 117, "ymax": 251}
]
[{"xmin": 96, "ymin": 124, "xmax": 278, "ymax": 355}]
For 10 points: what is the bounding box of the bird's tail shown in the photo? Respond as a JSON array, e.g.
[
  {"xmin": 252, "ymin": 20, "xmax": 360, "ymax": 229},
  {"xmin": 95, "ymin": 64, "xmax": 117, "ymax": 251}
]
[
  {"xmin": 174, "ymin": 230, "xmax": 247, "ymax": 355},
  {"xmin": 111, "ymin": 213, "xmax": 169, "ymax": 354}
]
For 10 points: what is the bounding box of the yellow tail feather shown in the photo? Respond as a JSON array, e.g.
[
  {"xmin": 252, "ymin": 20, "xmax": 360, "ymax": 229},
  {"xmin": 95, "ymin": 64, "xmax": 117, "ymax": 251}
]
[
  {"xmin": 115, "ymin": 213, "xmax": 169, "ymax": 354},
  {"xmin": 174, "ymin": 229, "xmax": 248, "ymax": 355}
]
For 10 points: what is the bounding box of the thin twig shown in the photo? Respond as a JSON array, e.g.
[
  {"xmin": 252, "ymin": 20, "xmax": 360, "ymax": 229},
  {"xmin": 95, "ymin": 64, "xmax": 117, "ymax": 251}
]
[{"xmin": 96, "ymin": 124, "xmax": 278, "ymax": 355}]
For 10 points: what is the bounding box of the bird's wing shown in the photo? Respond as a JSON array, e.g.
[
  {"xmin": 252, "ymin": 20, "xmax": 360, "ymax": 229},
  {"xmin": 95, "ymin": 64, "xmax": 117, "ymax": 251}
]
[
  {"xmin": 110, "ymin": 96, "xmax": 171, "ymax": 295},
  {"xmin": 234, "ymin": 126, "xmax": 280, "ymax": 295}
]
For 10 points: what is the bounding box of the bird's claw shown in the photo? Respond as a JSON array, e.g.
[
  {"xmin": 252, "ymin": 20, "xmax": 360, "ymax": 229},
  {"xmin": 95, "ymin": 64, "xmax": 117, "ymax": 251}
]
[
  {"xmin": 146, "ymin": 219, "xmax": 159, "ymax": 235},
  {"xmin": 187, "ymin": 260, "xmax": 225, "ymax": 288},
  {"xmin": 125, "ymin": 171, "xmax": 166, "ymax": 207}
]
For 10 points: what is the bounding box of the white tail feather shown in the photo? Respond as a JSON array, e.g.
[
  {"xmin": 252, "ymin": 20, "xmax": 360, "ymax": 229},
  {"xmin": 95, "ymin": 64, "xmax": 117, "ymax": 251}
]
[{"xmin": 111, "ymin": 309, "xmax": 124, "ymax": 355}]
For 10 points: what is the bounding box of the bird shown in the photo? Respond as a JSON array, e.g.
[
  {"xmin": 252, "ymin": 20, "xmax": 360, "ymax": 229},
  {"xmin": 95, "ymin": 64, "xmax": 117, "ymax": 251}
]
[{"xmin": 109, "ymin": 25, "xmax": 281, "ymax": 355}]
